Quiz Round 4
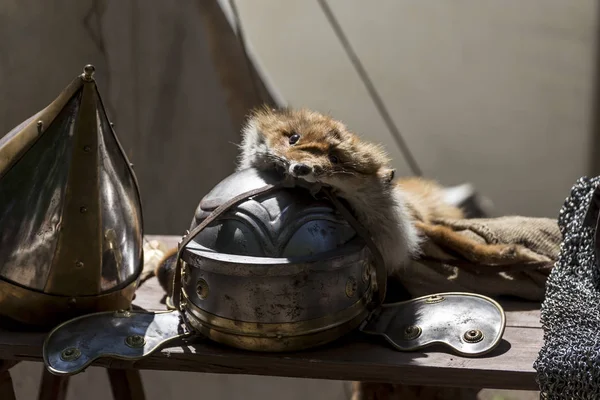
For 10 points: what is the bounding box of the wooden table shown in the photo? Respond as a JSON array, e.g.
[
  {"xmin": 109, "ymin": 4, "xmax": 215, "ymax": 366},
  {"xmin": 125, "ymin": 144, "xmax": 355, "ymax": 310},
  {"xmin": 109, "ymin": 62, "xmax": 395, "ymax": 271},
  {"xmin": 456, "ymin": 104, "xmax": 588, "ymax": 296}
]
[{"xmin": 0, "ymin": 235, "xmax": 543, "ymax": 399}]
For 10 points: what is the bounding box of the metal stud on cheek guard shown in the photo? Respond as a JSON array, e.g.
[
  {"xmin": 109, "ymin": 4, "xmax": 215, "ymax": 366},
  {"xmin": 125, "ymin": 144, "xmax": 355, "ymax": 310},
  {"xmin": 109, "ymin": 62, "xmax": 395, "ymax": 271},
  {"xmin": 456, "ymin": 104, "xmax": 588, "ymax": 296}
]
[{"xmin": 43, "ymin": 168, "xmax": 506, "ymax": 376}]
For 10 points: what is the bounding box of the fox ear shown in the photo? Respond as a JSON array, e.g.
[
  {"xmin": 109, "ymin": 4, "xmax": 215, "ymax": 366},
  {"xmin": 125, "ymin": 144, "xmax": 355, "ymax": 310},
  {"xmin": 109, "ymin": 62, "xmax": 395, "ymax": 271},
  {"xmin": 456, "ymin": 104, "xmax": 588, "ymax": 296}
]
[{"xmin": 378, "ymin": 168, "xmax": 395, "ymax": 184}]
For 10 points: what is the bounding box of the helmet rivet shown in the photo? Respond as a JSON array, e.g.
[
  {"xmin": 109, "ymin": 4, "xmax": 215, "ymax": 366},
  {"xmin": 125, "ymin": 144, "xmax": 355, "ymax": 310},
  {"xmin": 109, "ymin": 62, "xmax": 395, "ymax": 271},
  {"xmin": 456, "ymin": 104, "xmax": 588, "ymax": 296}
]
[
  {"xmin": 425, "ymin": 295, "xmax": 445, "ymax": 304},
  {"xmin": 402, "ymin": 325, "xmax": 422, "ymax": 340},
  {"xmin": 60, "ymin": 347, "xmax": 81, "ymax": 361},
  {"xmin": 125, "ymin": 334, "xmax": 145, "ymax": 348},
  {"xmin": 463, "ymin": 329, "xmax": 484, "ymax": 343},
  {"xmin": 182, "ymin": 265, "xmax": 190, "ymax": 285},
  {"xmin": 345, "ymin": 276, "xmax": 357, "ymax": 297},
  {"xmin": 196, "ymin": 279, "xmax": 209, "ymax": 300},
  {"xmin": 115, "ymin": 309, "xmax": 131, "ymax": 318},
  {"xmin": 362, "ymin": 263, "xmax": 371, "ymax": 284},
  {"xmin": 82, "ymin": 64, "xmax": 95, "ymax": 81}
]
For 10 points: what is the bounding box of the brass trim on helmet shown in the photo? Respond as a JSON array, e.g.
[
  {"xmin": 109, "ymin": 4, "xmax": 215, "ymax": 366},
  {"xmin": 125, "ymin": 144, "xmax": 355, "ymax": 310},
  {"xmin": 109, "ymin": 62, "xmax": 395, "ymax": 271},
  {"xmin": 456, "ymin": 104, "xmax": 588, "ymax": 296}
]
[
  {"xmin": 0, "ymin": 274, "xmax": 139, "ymax": 327},
  {"xmin": 44, "ymin": 80, "xmax": 103, "ymax": 295}
]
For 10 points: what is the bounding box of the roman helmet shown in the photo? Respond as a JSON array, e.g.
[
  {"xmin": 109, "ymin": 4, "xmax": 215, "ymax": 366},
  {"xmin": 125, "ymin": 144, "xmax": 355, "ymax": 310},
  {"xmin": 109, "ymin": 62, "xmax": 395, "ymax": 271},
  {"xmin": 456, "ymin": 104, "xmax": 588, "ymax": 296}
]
[
  {"xmin": 172, "ymin": 167, "xmax": 381, "ymax": 351},
  {"xmin": 0, "ymin": 65, "xmax": 143, "ymax": 327}
]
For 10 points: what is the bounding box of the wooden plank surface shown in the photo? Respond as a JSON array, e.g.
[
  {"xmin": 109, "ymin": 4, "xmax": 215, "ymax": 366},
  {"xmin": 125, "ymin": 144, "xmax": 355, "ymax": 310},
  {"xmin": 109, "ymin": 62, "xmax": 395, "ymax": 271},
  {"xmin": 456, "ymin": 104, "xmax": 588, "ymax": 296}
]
[{"xmin": 0, "ymin": 235, "xmax": 543, "ymax": 391}]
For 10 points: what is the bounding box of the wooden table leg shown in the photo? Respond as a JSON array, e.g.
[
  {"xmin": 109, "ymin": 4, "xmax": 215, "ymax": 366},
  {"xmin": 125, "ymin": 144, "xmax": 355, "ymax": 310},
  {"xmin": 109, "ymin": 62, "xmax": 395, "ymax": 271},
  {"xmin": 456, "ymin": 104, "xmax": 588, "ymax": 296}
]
[
  {"xmin": 350, "ymin": 381, "xmax": 481, "ymax": 400},
  {"xmin": 0, "ymin": 361, "xmax": 19, "ymax": 400},
  {"xmin": 38, "ymin": 368, "xmax": 70, "ymax": 400},
  {"xmin": 107, "ymin": 369, "xmax": 145, "ymax": 400}
]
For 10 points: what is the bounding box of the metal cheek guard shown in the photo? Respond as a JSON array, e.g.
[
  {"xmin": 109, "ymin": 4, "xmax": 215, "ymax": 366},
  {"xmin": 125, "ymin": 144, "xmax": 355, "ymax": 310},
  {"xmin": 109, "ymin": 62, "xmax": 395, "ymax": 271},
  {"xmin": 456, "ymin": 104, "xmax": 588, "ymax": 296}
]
[
  {"xmin": 43, "ymin": 291, "xmax": 505, "ymax": 376},
  {"xmin": 44, "ymin": 310, "xmax": 193, "ymax": 376},
  {"xmin": 360, "ymin": 292, "xmax": 506, "ymax": 356}
]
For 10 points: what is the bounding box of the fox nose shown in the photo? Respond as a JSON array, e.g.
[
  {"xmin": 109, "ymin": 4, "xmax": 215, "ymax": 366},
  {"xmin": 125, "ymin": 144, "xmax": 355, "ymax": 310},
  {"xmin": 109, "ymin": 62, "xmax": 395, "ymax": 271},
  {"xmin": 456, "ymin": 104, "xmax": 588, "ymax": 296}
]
[{"xmin": 290, "ymin": 163, "xmax": 311, "ymax": 176}]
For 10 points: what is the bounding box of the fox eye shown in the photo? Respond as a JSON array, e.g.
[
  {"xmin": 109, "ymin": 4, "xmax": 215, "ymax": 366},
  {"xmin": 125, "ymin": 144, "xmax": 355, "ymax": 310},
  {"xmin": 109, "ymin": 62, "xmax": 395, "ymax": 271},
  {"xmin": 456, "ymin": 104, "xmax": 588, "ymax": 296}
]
[
  {"xmin": 329, "ymin": 154, "xmax": 339, "ymax": 164},
  {"xmin": 289, "ymin": 133, "xmax": 300, "ymax": 145}
]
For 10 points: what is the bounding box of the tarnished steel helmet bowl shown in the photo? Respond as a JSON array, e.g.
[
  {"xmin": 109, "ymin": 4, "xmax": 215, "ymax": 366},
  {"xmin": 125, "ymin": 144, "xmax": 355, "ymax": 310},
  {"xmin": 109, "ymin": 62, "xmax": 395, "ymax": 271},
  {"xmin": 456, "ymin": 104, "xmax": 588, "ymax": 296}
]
[{"xmin": 177, "ymin": 168, "xmax": 376, "ymax": 351}]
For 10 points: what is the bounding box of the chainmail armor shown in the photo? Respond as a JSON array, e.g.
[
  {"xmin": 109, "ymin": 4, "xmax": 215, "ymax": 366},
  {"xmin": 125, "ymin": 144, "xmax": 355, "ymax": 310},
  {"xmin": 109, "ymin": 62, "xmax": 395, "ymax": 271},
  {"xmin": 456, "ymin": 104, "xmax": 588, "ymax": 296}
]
[{"xmin": 534, "ymin": 176, "xmax": 600, "ymax": 399}]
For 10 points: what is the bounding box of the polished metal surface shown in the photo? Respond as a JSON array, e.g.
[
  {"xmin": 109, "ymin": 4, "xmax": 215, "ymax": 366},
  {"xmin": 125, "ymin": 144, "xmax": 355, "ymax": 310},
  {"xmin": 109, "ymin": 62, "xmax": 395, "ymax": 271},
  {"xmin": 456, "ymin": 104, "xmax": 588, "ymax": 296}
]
[
  {"xmin": 0, "ymin": 65, "xmax": 143, "ymax": 326},
  {"xmin": 360, "ymin": 292, "xmax": 506, "ymax": 356},
  {"xmin": 43, "ymin": 309, "xmax": 191, "ymax": 376},
  {"xmin": 0, "ymin": 94, "xmax": 80, "ymax": 290}
]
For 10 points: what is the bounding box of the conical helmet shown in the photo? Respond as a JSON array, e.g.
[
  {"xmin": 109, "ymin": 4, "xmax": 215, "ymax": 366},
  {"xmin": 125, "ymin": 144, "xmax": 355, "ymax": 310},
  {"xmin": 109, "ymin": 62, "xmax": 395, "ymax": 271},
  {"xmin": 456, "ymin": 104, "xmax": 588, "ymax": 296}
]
[{"xmin": 0, "ymin": 65, "xmax": 143, "ymax": 327}]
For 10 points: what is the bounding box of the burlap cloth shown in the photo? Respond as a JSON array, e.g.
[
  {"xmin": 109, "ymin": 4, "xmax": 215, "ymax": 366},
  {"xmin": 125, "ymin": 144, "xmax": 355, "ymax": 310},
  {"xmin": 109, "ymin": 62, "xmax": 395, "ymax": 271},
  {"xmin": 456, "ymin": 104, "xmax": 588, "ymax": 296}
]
[
  {"xmin": 398, "ymin": 216, "xmax": 560, "ymax": 301},
  {"xmin": 352, "ymin": 215, "xmax": 561, "ymax": 400}
]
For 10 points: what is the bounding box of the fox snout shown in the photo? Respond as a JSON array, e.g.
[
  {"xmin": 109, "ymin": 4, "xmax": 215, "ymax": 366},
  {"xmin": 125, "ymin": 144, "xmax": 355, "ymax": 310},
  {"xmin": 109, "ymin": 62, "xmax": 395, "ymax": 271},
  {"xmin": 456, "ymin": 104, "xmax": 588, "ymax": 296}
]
[
  {"xmin": 287, "ymin": 162, "xmax": 325, "ymax": 183},
  {"xmin": 289, "ymin": 163, "xmax": 311, "ymax": 177}
]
